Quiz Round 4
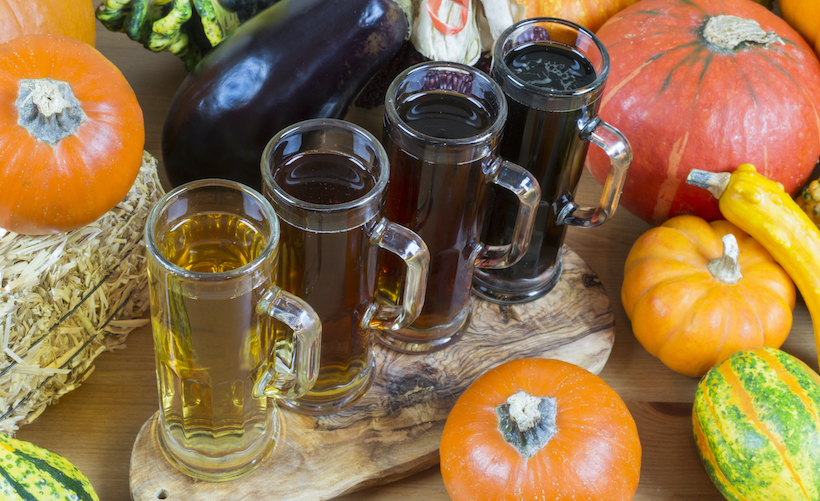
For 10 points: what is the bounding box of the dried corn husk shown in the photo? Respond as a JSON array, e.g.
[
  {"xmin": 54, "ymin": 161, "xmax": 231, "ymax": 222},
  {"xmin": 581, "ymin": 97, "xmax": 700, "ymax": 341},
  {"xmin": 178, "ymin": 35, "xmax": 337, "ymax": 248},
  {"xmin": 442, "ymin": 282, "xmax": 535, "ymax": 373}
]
[
  {"xmin": 0, "ymin": 151, "xmax": 164, "ymax": 434},
  {"xmin": 409, "ymin": 0, "xmax": 524, "ymax": 65}
]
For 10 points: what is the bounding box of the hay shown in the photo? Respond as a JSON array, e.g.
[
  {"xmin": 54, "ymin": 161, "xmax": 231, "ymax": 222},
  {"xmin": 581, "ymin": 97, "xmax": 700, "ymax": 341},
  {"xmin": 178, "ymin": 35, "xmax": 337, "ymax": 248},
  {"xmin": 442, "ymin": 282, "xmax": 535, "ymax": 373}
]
[{"xmin": 0, "ymin": 151, "xmax": 164, "ymax": 434}]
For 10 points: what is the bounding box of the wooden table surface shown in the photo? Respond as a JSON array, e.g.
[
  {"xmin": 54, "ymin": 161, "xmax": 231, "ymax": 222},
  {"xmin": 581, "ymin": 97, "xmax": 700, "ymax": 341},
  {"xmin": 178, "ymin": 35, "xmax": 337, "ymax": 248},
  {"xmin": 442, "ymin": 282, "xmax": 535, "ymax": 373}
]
[{"xmin": 15, "ymin": 19, "xmax": 819, "ymax": 501}]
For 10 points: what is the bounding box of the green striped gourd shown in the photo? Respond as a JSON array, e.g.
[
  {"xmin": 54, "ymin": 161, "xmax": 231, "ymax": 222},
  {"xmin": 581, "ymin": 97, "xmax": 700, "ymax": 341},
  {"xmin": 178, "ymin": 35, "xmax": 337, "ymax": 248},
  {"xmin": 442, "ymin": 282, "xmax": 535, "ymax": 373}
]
[
  {"xmin": 693, "ymin": 347, "xmax": 820, "ymax": 500},
  {"xmin": 0, "ymin": 433, "xmax": 99, "ymax": 500}
]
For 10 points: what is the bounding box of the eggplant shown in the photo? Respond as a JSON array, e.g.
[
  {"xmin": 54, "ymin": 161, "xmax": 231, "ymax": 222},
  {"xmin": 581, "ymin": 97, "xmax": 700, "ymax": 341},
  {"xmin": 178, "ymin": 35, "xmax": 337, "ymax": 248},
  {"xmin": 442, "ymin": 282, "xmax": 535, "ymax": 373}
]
[{"xmin": 161, "ymin": 0, "xmax": 410, "ymax": 190}]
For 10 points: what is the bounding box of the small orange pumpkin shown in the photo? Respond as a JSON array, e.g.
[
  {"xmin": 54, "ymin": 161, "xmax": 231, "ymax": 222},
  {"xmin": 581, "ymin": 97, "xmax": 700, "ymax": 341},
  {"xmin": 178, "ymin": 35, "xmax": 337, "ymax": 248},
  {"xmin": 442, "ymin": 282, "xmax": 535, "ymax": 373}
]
[
  {"xmin": 0, "ymin": 34, "xmax": 144, "ymax": 235},
  {"xmin": 0, "ymin": 0, "xmax": 96, "ymax": 46},
  {"xmin": 779, "ymin": 0, "xmax": 820, "ymax": 58},
  {"xmin": 519, "ymin": 0, "xmax": 641, "ymax": 32},
  {"xmin": 440, "ymin": 358, "xmax": 641, "ymax": 501},
  {"xmin": 621, "ymin": 215, "xmax": 796, "ymax": 377}
]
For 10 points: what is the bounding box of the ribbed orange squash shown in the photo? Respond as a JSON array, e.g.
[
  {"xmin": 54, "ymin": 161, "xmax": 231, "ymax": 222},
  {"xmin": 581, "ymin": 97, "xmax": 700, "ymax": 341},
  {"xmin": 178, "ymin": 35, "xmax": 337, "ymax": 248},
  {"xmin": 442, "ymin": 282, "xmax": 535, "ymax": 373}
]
[
  {"xmin": 440, "ymin": 358, "xmax": 641, "ymax": 501},
  {"xmin": 622, "ymin": 216, "xmax": 796, "ymax": 377},
  {"xmin": 0, "ymin": 35, "xmax": 144, "ymax": 234},
  {"xmin": 0, "ymin": 0, "xmax": 96, "ymax": 46},
  {"xmin": 519, "ymin": 0, "xmax": 640, "ymax": 32},
  {"xmin": 588, "ymin": 0, "xmax": 820, "ymax": 225}
]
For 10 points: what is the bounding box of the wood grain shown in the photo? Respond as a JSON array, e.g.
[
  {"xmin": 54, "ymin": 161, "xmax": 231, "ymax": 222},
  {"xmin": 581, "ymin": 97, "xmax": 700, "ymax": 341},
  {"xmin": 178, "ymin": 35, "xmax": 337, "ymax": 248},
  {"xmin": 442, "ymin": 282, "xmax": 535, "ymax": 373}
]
[{"xmin": 129, "ymin": 246, "xmax": 615, "ymax": 500}]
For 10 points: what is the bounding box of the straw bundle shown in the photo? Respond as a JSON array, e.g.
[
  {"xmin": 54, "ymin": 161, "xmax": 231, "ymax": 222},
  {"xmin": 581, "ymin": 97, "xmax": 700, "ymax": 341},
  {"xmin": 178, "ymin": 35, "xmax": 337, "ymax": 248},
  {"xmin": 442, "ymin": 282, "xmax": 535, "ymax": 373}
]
[{"xmin": 0, "ymin": 151, "xmax": 164, "ymax": 434}]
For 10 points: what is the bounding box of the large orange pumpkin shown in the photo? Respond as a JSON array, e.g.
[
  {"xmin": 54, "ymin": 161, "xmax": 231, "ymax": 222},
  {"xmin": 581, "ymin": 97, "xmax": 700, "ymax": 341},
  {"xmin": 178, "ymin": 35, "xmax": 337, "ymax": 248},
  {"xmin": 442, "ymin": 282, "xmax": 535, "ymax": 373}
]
[
  {"xmin": 0, "ymin": 0, "xmax": 96, "ymax": 46},
  {"xmin": 779, "ymin": 0, "xmax": 820, "ymax": 58},
  {"xmin": 519, "ymin": 0, "xmax": 640, "ymax": 32},
  {"xmin": 622, "ymin": 216, "xmax": 796, "ymax": 377},
  {"xmin": 0, "ymin": 34, "xmax": 144, "ymax": 235},
  {"xmin": 440, "ymin": 358, "xmax": 641, "ymax": 501},
  {"xmin": 587, "ymin": 0, "xmax": 820, "ymax": 226}
]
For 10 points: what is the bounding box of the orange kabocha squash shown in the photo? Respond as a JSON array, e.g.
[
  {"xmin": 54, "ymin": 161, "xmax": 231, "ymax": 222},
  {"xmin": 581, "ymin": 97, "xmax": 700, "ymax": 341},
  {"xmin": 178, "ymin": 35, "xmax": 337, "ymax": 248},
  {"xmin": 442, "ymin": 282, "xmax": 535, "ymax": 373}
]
[
  {"xmin": 588, "ymin": 0, "xmax": 820, "ymax": 226},
  {"xmin": 779, "ymin": 0, "xmax": 820, "ymax": 58},
  {"xmin": 622, "ymin": 215, "xmax": 796, "ymax": 377},
  {"xmin": 440, "ymin": 358, "xmax": 641, "ymax": 501},
  {"xmin": 0, "ymin": 34, "xmax": 144, "ymax": 235},
  {"xmin": 519, "ymin": 0, "xmax": 640, "ymax": 32},
  {"xmin": 0, "ymin": 0, "xmax": 96, "ymax": 46}
]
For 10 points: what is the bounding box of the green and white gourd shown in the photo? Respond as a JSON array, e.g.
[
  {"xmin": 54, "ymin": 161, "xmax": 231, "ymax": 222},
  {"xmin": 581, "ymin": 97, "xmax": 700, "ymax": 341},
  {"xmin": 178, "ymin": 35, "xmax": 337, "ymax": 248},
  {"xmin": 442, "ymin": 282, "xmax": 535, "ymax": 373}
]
[
  {"xmin": 693, "ymin": 347, "xmax": 820, "ymax": 500},
  {"xmin": 0, "ymin": 434, "xmax": 99, "ymax": 501}
]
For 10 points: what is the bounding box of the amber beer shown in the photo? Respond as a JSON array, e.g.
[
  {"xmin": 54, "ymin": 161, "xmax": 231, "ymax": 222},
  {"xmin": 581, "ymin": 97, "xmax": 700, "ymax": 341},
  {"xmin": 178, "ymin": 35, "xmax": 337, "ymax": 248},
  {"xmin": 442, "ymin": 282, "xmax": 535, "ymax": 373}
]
[
  {"xmin": 262, "ymin": 119, "xmax": 429, "ymax": 415},
  {"xmin": 272, "ymin": 151, "xmax": 378, "ymax": 408},
  {"xmin": 145, "ymin": 180, "xmax": 322, "ymax": 482}
]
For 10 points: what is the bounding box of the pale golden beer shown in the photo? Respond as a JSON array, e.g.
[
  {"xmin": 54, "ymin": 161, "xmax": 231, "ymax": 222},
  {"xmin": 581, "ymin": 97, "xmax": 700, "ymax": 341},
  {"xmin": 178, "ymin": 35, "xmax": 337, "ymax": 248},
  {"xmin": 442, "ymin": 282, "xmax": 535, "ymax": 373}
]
[{"xmin": 145, "ymin": 180, "xmax": 322, "ymax": 482}]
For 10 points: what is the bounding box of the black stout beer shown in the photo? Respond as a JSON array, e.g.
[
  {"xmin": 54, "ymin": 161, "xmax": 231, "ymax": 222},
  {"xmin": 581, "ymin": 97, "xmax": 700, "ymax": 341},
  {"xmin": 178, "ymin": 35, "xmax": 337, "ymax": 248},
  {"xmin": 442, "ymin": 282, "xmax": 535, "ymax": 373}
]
[{"xmin": 474, "ymin": 18, "xmax": 631, "ymax": 304}]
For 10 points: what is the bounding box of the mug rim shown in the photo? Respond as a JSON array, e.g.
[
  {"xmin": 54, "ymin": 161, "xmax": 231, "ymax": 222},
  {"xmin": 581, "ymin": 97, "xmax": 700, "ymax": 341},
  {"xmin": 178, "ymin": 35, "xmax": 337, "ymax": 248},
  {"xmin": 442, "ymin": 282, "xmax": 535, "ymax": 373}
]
[
  {"xmin": 262, "ymin": 118, "xmax": 388, "ymax": 213},
  {"xmin": 493, "ymin": 16, "xmax": 611, "ymax": 99},
  {"xmin": 384, "ymin": 61, "xmax": 508, "ymax": 147},
  {"xmin": 145, "ymin": 178, "xmax": 280, "ymax": 281},
  {"xmin": 261, "ymin": 118, "xmax": 390, "ymax": 232}
]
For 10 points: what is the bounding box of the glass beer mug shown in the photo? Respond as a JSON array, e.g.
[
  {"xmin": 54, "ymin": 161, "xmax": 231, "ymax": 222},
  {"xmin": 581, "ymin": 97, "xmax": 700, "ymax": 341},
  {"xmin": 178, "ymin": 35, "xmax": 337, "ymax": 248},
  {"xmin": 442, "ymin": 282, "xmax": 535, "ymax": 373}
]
[
  {"xmin": 378, "ymin": 61, "xmax": 541, "ymax": 353},
  {"xmin": 145, "ymin": 179, "xmax": 322, "ymax": 481},
  {"xmin": 473, "ymin": 17, "xmax": 632, "ymax": 304},
  {"xmin": 261, "ymin": 118, "xmax": 430, "ymax": 414}
]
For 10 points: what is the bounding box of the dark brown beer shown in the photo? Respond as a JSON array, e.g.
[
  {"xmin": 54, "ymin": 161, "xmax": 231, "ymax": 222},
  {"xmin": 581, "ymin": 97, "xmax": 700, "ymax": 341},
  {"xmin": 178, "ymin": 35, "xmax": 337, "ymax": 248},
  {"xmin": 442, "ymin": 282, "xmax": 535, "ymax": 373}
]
[{"xmin": 381, "ymin": 90, "xmax": 493, "ymax": 335}]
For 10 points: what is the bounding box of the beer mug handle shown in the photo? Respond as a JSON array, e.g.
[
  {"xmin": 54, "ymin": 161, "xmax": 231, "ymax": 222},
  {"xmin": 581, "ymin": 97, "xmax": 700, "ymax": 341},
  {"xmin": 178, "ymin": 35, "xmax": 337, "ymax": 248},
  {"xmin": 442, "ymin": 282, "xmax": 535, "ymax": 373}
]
[
  {"xmin": 253, "ymin": 285, "xmax": 322, "ymax": 400},
  {"xmin": 555, "ymin": 118, "xmax": 632, "ymax": 228},
  {"xmin": 365, "ymin": 218, "xmax": 430, "ymax": 331},
  {"xmin": 476, "ymin": 160, "xmax": 541, "ymax": 269}
]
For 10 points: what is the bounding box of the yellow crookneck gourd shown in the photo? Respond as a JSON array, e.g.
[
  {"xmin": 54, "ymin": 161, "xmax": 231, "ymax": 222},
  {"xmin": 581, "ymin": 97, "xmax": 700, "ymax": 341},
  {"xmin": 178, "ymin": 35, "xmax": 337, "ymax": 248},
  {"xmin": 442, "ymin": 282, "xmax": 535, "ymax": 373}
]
[{"xmin": 687, "ymin": 164, "xmax": 820, "ymax": 368}]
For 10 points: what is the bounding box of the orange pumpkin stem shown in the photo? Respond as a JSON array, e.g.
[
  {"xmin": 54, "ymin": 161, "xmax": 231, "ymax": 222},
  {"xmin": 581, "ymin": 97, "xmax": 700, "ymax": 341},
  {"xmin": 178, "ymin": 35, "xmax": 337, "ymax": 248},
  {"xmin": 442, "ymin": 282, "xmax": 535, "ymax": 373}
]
[
  {"xmin": 496, "ymin": 390, "xmax": 556, "ymax": 459},
  {"xmin": 706, "ymin": 233, "xmax": 743, "ymax": 285},
  {"xmin": 16, "ymin": 78, "xmax": 87, "ymax": 146}
]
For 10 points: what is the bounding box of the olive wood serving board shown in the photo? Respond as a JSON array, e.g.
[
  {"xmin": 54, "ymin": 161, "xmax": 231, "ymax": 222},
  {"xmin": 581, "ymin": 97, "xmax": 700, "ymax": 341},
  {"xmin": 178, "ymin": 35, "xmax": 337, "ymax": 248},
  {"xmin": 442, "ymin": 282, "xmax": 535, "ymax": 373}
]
[{"xmin": 129, "ymin": 246, "xmax": 615, "ymax": 501}]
